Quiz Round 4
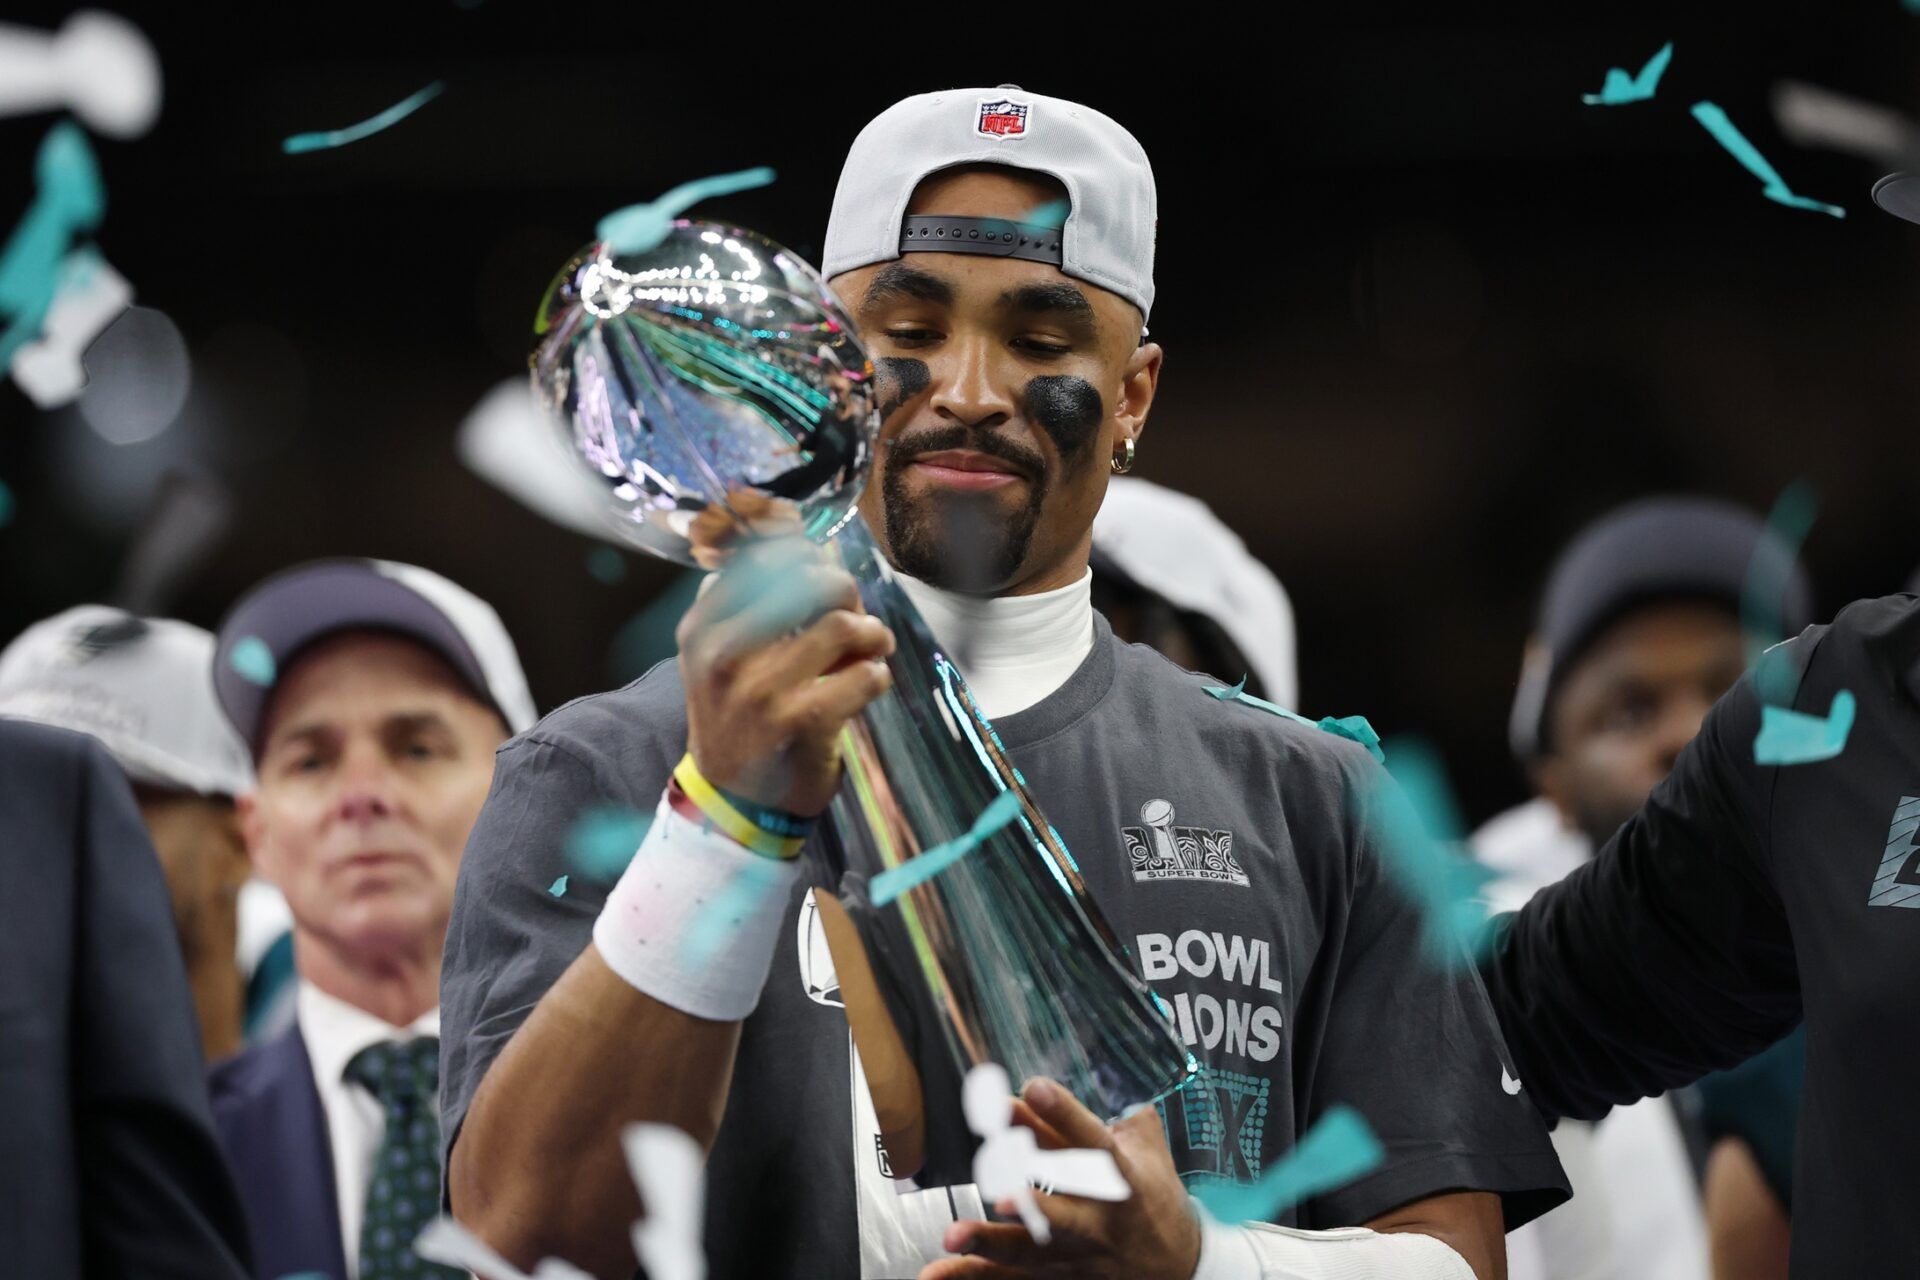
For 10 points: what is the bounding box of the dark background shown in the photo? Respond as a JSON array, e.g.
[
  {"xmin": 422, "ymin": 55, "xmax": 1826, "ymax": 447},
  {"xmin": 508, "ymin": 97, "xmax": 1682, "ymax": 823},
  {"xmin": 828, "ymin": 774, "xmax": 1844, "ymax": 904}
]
[{"xmin": 4, "ymin": 4, "xmax": 1918, "ymax": 824}]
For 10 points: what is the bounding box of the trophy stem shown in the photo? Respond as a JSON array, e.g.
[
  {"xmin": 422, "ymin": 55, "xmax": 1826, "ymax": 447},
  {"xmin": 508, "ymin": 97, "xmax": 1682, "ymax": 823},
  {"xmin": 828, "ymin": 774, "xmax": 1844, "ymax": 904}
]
[{"xmin": 819, "ymin": 518, "xmax": 1197, "ymax": 1182}]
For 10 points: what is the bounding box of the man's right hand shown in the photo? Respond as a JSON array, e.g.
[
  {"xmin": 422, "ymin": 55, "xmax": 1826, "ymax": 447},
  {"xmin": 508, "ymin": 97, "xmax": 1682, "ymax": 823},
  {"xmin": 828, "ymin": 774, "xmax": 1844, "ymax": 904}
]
[{"xmin": 675, "ymin": 537, "xmax": 896, "ymax": 816}]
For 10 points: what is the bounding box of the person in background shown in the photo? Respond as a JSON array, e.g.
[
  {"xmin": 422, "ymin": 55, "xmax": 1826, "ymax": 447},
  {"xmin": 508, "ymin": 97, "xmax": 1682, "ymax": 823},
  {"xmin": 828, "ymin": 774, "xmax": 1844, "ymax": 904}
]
[
  {"xmin": 1668, "ymin": 552, "xmax": 1919, "ymax": 1280},
  {"xmin": 1474, "ymin": 497, "xmax": 1813, "ymax": 1280},
  {"xmin": 0, "ymin": 718, "xmax": 253, "ymax": 1277},
  {"xmin": 0, "ymin": 604, "xmax": 257, "ymax": 1061},
  {"xmin": 206, "ymin": 559, "xmax": 536, "ymax": 1280},
  {"xmin": 1091, "ymin": 474, "xmax": 1297, "ymax": 708}
]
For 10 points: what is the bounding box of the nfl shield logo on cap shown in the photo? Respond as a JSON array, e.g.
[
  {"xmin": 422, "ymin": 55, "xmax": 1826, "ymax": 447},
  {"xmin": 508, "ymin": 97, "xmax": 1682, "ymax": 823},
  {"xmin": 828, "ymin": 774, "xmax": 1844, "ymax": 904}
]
[{"xmin": 976, "ymin": 97, "xmax": 1029, "ymax": 139}]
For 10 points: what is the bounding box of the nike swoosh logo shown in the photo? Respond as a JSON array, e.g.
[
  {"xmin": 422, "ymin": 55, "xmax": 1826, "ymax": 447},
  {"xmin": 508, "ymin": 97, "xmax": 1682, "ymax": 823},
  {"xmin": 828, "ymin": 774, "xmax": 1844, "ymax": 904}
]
[{"xmin": 1501, "ymin": 1068, "xmax": 1523, "ymax": 1096}]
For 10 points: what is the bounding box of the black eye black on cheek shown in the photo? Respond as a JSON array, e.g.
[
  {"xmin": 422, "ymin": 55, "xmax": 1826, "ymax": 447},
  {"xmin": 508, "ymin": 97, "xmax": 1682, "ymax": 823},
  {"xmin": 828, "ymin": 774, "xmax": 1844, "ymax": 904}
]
[
  {"xmin": 1021, "ymin": 375, "xmax": 1104, "ymax": 458},
  {"xmin": 874, "ymin": 357, "xmax": 931, "ymax": 421}
]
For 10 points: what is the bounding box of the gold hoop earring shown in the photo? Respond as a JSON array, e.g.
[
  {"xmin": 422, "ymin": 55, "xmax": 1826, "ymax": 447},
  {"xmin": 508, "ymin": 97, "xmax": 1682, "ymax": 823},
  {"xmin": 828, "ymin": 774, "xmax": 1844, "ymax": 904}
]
[{"xmin": 1111, "ymin": 438, "xmax": 1136, "ymax": 474}]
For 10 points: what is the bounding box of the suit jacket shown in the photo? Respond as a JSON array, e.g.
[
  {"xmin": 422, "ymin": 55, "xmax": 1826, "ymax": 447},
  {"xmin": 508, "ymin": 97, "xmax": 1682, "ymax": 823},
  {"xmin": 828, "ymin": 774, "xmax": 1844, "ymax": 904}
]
[
  {"xmin": 0, "ymin": 719, "xmax": 252, "ymax": 1278},
  {"xmin": 209, "ymin": 1023, "xmax": 347, "ymax": 1280}
]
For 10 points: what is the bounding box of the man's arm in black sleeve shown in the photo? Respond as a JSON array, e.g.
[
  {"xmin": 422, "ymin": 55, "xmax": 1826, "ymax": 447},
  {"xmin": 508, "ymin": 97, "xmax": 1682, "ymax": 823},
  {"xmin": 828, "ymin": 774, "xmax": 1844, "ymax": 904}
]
[{"xmin": 1482, "ymin": 670, "xmax": 1802, "ymax": 1121}]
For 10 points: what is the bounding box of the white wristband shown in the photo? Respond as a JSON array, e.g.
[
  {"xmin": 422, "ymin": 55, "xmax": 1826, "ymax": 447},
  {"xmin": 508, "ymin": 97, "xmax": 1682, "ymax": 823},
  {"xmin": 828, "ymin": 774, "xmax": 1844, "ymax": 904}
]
[
  {"xmin": 592, "ymin": 794, "xmax": 799, "ymax": 1021},
  {"xmin": 1187, "ymin": 1199, "xmax": 1476, "ymax": 1280},
  {"xmin": 1190, "ymin": 1198, "xmax": 1261, "ymax": 1280}
]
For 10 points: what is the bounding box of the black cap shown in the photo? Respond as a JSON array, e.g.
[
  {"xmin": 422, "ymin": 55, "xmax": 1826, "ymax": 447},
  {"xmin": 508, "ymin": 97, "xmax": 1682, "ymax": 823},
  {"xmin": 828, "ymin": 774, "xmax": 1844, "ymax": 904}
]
[
  {"xmin": 213, "ymin": 558, "xmax": 535, "ymax": 755},
  {"xmin": 1510, "ymin": 497, "xmax": 1815, "ymax": 760}
]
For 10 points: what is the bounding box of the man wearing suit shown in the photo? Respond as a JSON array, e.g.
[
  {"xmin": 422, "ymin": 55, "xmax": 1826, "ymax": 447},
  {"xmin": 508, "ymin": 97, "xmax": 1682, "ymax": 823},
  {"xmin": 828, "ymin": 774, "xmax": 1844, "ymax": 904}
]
[
  {"xmin": 0, "ymin": 605, "xmax": 259, "ymax": 1061},
  {"xmin": 205, "ymin": 559, "xmax": 535, "ymax": 1280},
  {"xmin": 0, "ymin": 718, "xmax": 252, "ymax": 1278}
]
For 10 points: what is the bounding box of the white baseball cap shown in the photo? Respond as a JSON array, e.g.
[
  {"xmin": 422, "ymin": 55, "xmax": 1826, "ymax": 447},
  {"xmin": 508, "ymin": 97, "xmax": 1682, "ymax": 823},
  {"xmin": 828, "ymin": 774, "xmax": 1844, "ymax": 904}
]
[
  {"xmin": 822, "ymin": 86, "xmax": 1157, "ymax": 319},
  {"xmin": 1092, "ymin": 477, "xmax": 1298, "ymax": 709},
  {"xmin": 213, "ymin": 558, "xmax": 537, "ymax": 752},
  {"xmin": 0, "ymin": 605, "xmax": 254, "ymax": 796}
]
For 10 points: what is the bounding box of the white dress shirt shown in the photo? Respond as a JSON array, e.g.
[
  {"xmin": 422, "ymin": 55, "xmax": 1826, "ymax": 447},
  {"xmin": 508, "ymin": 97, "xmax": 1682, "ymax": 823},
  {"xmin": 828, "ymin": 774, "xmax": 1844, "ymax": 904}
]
[{"xmin": 296, "ymin": 980, "xmax": 441, "ymax": 1280}]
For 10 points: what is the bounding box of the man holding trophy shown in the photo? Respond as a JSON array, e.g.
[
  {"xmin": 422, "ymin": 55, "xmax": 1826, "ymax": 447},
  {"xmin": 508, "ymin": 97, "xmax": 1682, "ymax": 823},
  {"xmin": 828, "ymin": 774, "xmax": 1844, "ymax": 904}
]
[{"xmin": 440, "ymin": 87, "xmax": 1565, "ymax": 1279}]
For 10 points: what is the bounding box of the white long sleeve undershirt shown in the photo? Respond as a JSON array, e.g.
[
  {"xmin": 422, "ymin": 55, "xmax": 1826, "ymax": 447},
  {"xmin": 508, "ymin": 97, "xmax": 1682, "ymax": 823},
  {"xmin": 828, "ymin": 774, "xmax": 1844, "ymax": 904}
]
[{"xmin": 893, "ymin": 569, "xmax": 1094, "ymax": 719}]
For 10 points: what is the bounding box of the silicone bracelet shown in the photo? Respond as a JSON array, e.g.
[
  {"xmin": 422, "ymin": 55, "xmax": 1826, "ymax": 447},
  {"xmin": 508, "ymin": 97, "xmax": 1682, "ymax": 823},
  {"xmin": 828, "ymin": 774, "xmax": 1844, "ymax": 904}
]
[
  {"xmin": 711, "ymin": 781, "xmax": 813, "ymax": 839},
  {"xmin": 671, "ymin": 754, "xmax": 807, "ymax": 860}
]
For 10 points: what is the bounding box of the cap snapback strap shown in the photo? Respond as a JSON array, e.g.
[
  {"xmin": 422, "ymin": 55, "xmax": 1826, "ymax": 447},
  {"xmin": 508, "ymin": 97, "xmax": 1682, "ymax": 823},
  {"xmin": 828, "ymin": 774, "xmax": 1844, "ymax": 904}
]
[{"xmin": 898, "ymin": 215, "xmax": 1063, "ymax": 266}]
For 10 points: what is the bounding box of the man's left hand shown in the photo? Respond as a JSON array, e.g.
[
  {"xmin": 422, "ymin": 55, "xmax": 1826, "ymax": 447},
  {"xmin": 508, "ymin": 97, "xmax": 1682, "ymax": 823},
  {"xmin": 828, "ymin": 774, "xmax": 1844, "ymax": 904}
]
[{"xmin": 918, "ymin": 1077, "xmax": 1203, "ymax": 1280}]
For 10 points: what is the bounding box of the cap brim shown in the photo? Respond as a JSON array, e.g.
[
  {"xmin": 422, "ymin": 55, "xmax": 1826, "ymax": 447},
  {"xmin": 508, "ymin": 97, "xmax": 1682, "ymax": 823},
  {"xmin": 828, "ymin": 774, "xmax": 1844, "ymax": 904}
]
[
  {"xmin": 1872, "ymin": 172, "xmax": 1920, "ymax": 224},
  {"xmin": 213, "ymin": 561, "xmax": 492, "ymax": 752}
]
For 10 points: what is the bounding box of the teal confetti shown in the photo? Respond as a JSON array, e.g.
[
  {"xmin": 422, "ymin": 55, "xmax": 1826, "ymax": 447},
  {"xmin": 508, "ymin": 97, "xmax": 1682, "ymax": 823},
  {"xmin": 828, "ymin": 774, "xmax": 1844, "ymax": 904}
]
[
  {"xmin": 597, "ymin": 167, "xmax": 777, "ymax": 255},
  {"xmin": 1582, "ymin": 41, "xmax": 1673, "ymax": 106},
  {"xmin": 1316, "ymin": 714, "xmax": 1384, "ymax": 762},
  {"xmin": 282, "ymin": 82, "xmax": 445, "ymax": 155},
  {"xmin": 548, "ymin": 874, "xmax": 569, "ymax": 897},
  {"xmin": 1204, "ymin": 678, "xmax": 1386, "ymax": 763},
  {"xmin": 1691, "ymin": 101, "xmax": 1845, "ymax": 217},
  {"xmin": 1195, "ymin": 1106, "xmax": 1384, "ymax": 1225},
  {"xmin": 1754, "ymin": 689, "xmax": 1856, "ymax": 765},
  {"xmin": 229, "ymin": 636, "xmax": 277, "ymax": 687},
  {"xmin": 586, "ymin": 546, "xmax": 627, "ymax": 584},
  {"xmin": 1365, "ymin": 735, "xmax": 1497, "ymax": 968},
  {"xmin": 870, "ymin": 789, "xmax": 1024, "ymax": 907},
  {"xmin": 0, "ymin": 123, "xmax": 104, "ymax": 370},
  {"xmin": 1025, "ymin": 199, "xmax": 1072, "ymax": 229},
  {"xmin": 565, "ymin": 805, "xmax": 652, "ymax": 880}
]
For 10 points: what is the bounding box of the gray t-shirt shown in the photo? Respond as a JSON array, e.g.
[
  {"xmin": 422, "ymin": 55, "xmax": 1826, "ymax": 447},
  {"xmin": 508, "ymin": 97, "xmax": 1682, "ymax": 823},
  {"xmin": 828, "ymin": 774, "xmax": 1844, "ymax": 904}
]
[{"xmin": 441, "ymin": 615, "xmax": 1567, "ymax": 1277}]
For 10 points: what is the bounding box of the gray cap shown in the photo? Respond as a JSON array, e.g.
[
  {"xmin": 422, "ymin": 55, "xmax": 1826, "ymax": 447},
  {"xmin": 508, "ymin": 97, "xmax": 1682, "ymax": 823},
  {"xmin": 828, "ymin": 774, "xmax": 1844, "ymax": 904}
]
[
  {"xmin": 0, "ymin": 605, "xmax": 253, "ymax": 796},
  {"xmin": 213, "ymin": 558, "xmax": 536, "ymax": 753},
  {"xmin": 822, "ymin": 86, "xmax": 1157, "ymax": 318},
  {"xmin": 1509, "ymin": 496, "xmax": 1814, "ymax": 760}
]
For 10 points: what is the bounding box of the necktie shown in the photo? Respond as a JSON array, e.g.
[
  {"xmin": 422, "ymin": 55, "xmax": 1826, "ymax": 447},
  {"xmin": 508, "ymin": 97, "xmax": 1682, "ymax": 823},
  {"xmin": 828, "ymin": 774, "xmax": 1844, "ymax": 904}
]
[{"xmin": 345, "ymin": 1037, "xmax": 460, "ymax": 1279}]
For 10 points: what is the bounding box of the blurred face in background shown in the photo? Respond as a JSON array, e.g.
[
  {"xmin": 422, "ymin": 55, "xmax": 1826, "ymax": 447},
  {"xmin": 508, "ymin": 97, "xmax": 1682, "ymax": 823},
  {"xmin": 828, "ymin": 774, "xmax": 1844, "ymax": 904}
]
[
  {"xmin": 832, "ymin": 165, "xmax": 1162, "ymax": 596},
  {"xmin": 135, "ymin": 786, "xmax": 250, "ymax": 1060},
  {"xmin": 1091, "ymin": 572, "xmax": 1258, "ymax": 693},
  {"xmin": 239, "ymin": 631, "xmax": 508, "ymax": 972},
  {"xmin": 1537, "ymin": 600, "xmax": 1747, "ymax": 848}
]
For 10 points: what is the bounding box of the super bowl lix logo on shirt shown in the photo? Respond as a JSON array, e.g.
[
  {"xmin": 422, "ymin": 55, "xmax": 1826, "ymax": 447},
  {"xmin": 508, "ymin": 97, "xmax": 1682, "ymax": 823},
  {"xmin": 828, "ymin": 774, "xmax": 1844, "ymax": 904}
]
[{"xmin": 1122, "ymin": 799, "xmax": 1247, "ymax": 887}]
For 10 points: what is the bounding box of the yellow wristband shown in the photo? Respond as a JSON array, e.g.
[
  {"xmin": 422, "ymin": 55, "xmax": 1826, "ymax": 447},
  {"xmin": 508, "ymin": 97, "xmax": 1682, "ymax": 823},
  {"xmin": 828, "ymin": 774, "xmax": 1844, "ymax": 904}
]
[{"xmin": 672, "ymin": 755, "xmax": 806, "ymax": 860}]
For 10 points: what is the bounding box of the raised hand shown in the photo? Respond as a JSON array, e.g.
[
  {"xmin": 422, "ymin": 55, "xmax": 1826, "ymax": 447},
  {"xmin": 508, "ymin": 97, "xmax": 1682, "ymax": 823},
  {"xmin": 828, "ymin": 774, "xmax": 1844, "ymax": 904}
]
[
  {"xmin": 925, "ymin": 1074, "xmax": 1200, "ymax": 1280},
  {"xmin": 676, "ymin": 533, "xmax": 894, "ymax": 816}
]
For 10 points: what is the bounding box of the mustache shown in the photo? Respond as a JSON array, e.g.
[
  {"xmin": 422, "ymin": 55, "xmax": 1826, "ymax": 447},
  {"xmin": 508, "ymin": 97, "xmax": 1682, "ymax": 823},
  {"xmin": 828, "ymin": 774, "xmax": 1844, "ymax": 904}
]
[{"xmin": 884, "ymin": 425, "xmax": 1048, "ymax": 481}]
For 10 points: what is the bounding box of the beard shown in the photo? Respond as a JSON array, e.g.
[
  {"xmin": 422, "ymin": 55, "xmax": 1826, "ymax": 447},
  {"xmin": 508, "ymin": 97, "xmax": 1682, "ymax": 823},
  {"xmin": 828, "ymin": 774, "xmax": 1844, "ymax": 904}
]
[{"xmin": 880, "ymin": 425, "xmax": 1049, "ymax": 594}]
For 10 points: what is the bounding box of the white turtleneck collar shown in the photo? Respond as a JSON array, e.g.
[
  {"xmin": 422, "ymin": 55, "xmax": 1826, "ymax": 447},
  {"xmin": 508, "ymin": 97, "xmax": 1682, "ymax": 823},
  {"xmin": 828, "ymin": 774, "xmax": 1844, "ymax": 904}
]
[{"xmin": 895, "ymin": 569, "xmax": 1096, "ymax": 720}]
